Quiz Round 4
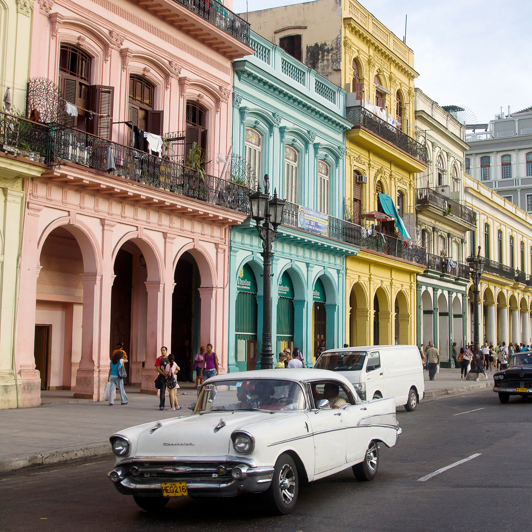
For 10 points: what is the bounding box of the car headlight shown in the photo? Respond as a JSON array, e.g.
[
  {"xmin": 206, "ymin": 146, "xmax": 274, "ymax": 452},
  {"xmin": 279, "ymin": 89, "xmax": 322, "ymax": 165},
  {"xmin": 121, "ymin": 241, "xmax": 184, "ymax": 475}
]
[
  {"xmin": 110, "ymin": 436, "xmax": 130, "ymax": 457},
  {"xmin": 494, "ymin": 374, "xmax": 505, "ymax": 381},
  {"xmin": 231, "ymin": 431, "xmax": 255, "ymax": 455}
]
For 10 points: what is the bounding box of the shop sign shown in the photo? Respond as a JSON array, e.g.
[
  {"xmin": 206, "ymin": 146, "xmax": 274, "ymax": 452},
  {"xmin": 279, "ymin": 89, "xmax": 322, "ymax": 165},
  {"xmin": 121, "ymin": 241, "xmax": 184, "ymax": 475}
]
[
  {"xmin": 298, "ymin": 206, "xmax": 328, "ymax": 236},
  {"xmin": 278, "ymin": 272, "xmax": 294, "ymax": 298},
  {"xmin": 237, "ymin": 264, "xmax": 257, "ymax": 293},
  {"xmin": 313, "ymin": 278, "xmax": 326, "ymax": 302}
]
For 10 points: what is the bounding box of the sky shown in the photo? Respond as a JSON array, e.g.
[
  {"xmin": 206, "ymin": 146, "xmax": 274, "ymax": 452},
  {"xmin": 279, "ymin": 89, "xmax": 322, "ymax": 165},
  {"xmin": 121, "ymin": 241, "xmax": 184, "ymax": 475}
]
[{"xmin": 233, "ymin": 0, "xmax": 531, "ymax": 124}]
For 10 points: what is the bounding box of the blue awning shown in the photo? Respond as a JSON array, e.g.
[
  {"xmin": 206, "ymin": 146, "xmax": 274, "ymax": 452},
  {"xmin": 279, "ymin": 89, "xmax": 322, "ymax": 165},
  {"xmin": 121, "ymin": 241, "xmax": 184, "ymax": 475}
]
[{"xmin": 378, "ymin": 193, "xmax": 411, "ymax": 239}]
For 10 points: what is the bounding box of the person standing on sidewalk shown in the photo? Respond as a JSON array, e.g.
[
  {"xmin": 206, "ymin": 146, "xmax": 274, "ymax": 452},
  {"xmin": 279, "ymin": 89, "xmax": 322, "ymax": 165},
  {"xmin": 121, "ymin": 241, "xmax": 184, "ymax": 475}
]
[
  {"xmin": 108, "ymin": 351, "xmax": 128, "ymax": 406},
  {"xmin": 473, "ymin": 345, "xmax": 487, "ymax": 381},
  {"xmin": 166, "ymin": 353, "xmax": 181, "ymax": 411},
  {"xmin": 201, "ymin": 343, "xmax": 219, "ymax": 381},
  {"xmin": 426, "ymin": 341, "xmax": 439, "ymax": 381},
  {"xmin": 452, "ymin": 342, "xmax": 459, "ymax": 369},
  {"xmin": 155, "ymin": 346, "xmax": 169, "ymax": 411},
  {"xmin": 499, "ymin": 342, "xmax": 509, "ymax": 370},
  {"xmin": 194, "ymin": 346, "xmax": 205, "ymax": 389},
  {"xmin": 459, "ymin": 347, "xmax": 470, "ymax": 379}
]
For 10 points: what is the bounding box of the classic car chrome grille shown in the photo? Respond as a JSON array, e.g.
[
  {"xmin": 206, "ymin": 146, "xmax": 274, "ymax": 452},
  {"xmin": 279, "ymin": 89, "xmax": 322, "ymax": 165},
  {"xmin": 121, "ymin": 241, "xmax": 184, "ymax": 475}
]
[{"xmin": 125, "ymin": 461, "xmax": 235, "ymax": 480}]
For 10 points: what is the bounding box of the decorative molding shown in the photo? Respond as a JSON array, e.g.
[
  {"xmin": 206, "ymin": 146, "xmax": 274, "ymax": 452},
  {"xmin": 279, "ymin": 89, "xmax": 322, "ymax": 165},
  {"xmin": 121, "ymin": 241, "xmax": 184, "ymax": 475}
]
[
  {"xmin": 219, "ymin": 85, "xmax": 231, "ymax": 101},
  {"xmin": 49, "ymin": 12, "xmax": 64, "ymax": 39},
  {"xmin": 307, "ymin": 130, "xmax": 317, "ymax": 143},
  {"xmin": 232, "ymin": 93, "xmax": 243, "ymax": 108},
  {"xmin": 178, "ymin": 76, "xmax": 190, "ymax": 92},
  {"xmin": 143, "ymin": 67, "xmax": 151, "ymax": 77},
  {"xmin": 109, "ymin": 30, "xmax": 124, "ymax": 47},
  {"xmin": 38, "ymin": 0, "xmax": 54, "ymax": 15},
  {"xmin": 272, "ymin": 112, "xmax": 282, "ymax": 126},
  {"xmin": 77, "ymin": 35, "xmax": 86, "ymax": 46},
  {"xmin": 17, "ymin": 0, "xmax": 35, "ymax": 16},
  {"xmin": 168, "ymin": 60, "xmax": 181, "ymax": 75},
  {"xmin": 120, "ymin": 48, "xmax": 131, "ymax": 72}
]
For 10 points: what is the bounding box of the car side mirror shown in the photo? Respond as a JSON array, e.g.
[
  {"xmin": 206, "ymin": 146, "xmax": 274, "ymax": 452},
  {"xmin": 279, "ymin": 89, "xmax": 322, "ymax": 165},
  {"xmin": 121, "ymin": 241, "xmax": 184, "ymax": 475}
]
[
  {"xmin": 188, "ymin": 402, "xmax": 196, "ymax": 411},
  {"xmin": 316, "ymin": 399, "xmax": 330, "ymax": 409},
  {"xmin": 366, "ymin": 365, "xmax": 375, "ymax": 372}
]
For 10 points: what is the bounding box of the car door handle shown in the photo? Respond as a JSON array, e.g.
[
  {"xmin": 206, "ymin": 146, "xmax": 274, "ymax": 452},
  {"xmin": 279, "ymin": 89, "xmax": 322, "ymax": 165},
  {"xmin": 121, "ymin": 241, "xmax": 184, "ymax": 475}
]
[
  {"xmin": 379, "ymin": 372, "xmax": 383, "ymax": 376},
  {"xmin": 334, "ymin": 412, "xmax": 342, "ymax": 416},
  {"xmin": 360, "ymin": 407, "xmax": 367, "ymax": 410}
]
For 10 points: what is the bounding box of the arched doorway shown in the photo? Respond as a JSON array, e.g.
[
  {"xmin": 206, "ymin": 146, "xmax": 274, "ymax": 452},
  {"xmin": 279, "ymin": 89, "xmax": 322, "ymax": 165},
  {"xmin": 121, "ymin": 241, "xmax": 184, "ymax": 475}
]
[
  {"xmin": 35, "ymin": 227, "xmax": 85, "ymax": 390},
  {"xmin": 394, "ymin": 291, "xmax": 409, "ymax": 345},
  {"xmin": 452, "ymin": 296, "xmax": 463, "ymax": 351},
  {"xmin": 235, "ymin": 264, "xmax": 258, "ymax": 372},
  {"xmin": 349, "ymin": 282, "xmax": 368, "ymax": 346},
  {"xmin": 421, "ymin": 290, "xmax": 433, "ymax": 348},
  {"xmin": 483, "ymin": 287, "xmax": 496, "ymax": 346},
  {"xmin": 172, "ymin": 252, "xmax": 201, "ymax": 381},
  {"xmin": 497, "ymin": 291, "xmax": 508, "ymax": 345},
  {"xmin": 276, "ymin": 271, "xmax": 294, "ymax": 354},
  {"xmin": 313, "ymin": 278, "xmax": 326, "ymax": 359},
  {"xmin": 438, "ymin": 293, "xmax": 449, "ymax": 363},
  {"xmin": 373, "ymin": 287, "xmax": 390, "ymax": 345}
]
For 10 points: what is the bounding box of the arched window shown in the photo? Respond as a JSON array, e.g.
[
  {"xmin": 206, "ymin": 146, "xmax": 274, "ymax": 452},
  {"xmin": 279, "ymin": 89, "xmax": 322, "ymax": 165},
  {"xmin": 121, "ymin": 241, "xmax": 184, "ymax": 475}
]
[
  {"xmin": 395, "ymin": 91, "xmax": 403, "ymax": 129},
  {"xmin": 451, "ymin": 165, "xmax": 459, "ymax": 192},
  {"xmin": 484, "ymin": 223, "xmax": 490, "ymax": 259},
  {"xmin": 527, "ymin": 152, "xmax": 532, "ymax": 177},
  {"xmin": 501, "ymin": 154, "xmax": 512, "ymax": 179},
  {"xmin": 375, "ymin": 180, "xmax": 383, "ymax": 194},
  {"xmin": 59, "ymin": 44, "xmax": 92, "ymax": 131},
  {"xmin": 245, "ymin": 127, "xmax": 262, "ymax": 190},
  {"xmin": 437, "ymin": 155, "xmax": 445, "ymax": 186},
  {"xmin": 438, "ymin": 234, "xmax": 446, "ymax": 256},
  {"xmin": 129, "ymin": 75, "xmax": 162, "ymax": 135},
  {"xmin": 352, "ymin": 170, "xmax": 362, "ymax": 225},
  {"xmin": 186, "ymin": 101, "xmax": 208, "ymax": 155},
  {"xmin": 498, "ymin": 230, "xmax": 503, "ymax": 263},
  {"xmin": 284, "ymin": 146, "xmax": 298, "ymax": 204},
  {"xmin": 318, "ymin": 160, "xmax": 330, "ymax": 214},
  {"xmin": 465, "ymin": 157, "xmax": 471, "ymax": 175},
  {"xmin": 396, "ymin": 190, "xmax": 404, "ymax": 217},
  {"xmin": 480, "ymin": 156, "xmax": 491, "ymax": 180},
  {"xmin": 374, "ymin": 75, "xmax": 385, "ymax": 110},
  {"xmin": 352, "ymin": 60, "xmax": 363, "ymax": 101}
]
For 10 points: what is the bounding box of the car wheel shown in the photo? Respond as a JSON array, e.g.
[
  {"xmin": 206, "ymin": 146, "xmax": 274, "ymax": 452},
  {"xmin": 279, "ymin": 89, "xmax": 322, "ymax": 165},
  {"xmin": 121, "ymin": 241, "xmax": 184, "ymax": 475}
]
[
  {"xmin": 263, "ymin": 453, "xmax": 299, "ymax": 515},
  {"xmin": 404, "ymin": 388, "xmax": 417, "ymax": 412},
  {"xmin": 353, "ymin": 441, "xmax": 379, "ymax": 482},
  {"xmin": 133, "ymin": 496, "xmax": 169, "ymax": 511},
  {"xmin": 498, "ymin": 393, "xmax": 510, "ymax": 404},
  {"xmin": 372, "ymin": 392, "xmax": 382, "ymax": 400}
]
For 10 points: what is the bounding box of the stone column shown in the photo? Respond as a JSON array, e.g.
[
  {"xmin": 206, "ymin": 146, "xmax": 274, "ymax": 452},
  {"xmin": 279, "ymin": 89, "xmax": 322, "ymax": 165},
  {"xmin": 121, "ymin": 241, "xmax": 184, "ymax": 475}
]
[
  {"xmin": 448, "ymin": 290, "xmax": 454, "ymax": 367},
  {"xmin": 487, "ymin": 305, "xmax": 497, "ymax": 346},
  {"xmin": 15, "ymin": 204, "xmax": 43, "ymax": 407},
  {"xmin": 198, "ymin": 286, "xmax": 215, "ymax": 348},
  {"xmin": 141, "ymin": 281, "xmax": 163, "ymax": 393},
  {"xmin": 432, "ymin": 290, "xmax": 439, "ymax": 348},
  {"xmin": 379, "ymin": 311, "xmax": 392, "ymax": 345},
  {"xmin": 521, "ymin": 311, "xmax": 529, "ymax": 345},
  {"xmin": 161, "ymin": 234, "xmax": 176, "ymax": 349},
  {"xmin": 325, "ymin": 303, "xmax": 337, "ymax": 352},
  {"xmin": 511, "ymin": 309, "xmax": 520, "ymax": 344},
  {"xmin": 74, "ymin": 273, "xmax": 102, "ymax": 399},
  {"xmin": 499, "ymin": 306, "xmax": 509, "ymax": 345},
  {"xmin": 416, "ymin": 283, "xmax": 422, "ymax": 347}
]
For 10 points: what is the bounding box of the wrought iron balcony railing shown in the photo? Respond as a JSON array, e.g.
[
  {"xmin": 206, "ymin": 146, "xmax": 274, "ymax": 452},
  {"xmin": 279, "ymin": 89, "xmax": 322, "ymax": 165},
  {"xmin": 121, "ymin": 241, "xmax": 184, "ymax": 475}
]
[
  {"xmin": 416, "ymin": 188, "xmax": 476, "ymax": 226},
  {"xmin": 283, "ymin": 201, "xmax": 427, "ymax": 265},
  {"xmin": 346, "ymin": 106, "xmax": 428, "ymax": 164},
  {"xmin": 173, "ymin": 0, "xmax": 250, "ymax": 45},
  {"xmin": 49, "ymin": 125, "xmax": 249, "ymax": 213},
  {"xmin": 0, "ymin": 112, "xmax": 50, "ymax": 162},
  {"xmin": 426, "ymin": 253, "xmax": 470, "ymax": 280},
  {"xmin": 481, "ymin": 258, "xmax": 516, "ymax": 282}
]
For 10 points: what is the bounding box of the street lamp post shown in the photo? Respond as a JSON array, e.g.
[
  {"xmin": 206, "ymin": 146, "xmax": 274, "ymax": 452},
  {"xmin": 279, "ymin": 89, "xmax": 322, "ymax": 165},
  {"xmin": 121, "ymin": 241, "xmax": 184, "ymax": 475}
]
[
  {"xmin": 467, "ymin": 245, "xmax": 484, "ymax": 348},
  {"xmin": 249, "ymin": 175, "xmax": 285, "ymax": 370}
]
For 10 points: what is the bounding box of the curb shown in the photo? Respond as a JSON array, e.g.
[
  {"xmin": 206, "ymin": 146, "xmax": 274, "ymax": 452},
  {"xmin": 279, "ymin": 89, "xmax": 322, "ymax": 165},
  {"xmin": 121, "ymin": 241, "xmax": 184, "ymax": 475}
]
[
  {"xmin": 424, "ymin": 381, "xmax": 492, "ymax": 399},
  {"xmin": 0, "ymin": 443, "xmax": 111, "ymax": 474}
]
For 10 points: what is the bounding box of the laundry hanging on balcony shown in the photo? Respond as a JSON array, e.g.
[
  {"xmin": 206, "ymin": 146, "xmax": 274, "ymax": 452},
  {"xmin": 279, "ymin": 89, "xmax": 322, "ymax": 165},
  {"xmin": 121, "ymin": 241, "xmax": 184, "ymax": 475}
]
[
  {"xmin": 3, "ymin": 87, "xmax": 12, "ymax": 111},
  {"xmin": 65, "ymin": 101, "xmax": 78, "ymax": 117},
  {"xmin": 377, "ymin": 193, "xmax": 411, "ymax": 240},
  {"xmin": 144, "ymin": 132, "xmax": 163, "ymax": 157}
]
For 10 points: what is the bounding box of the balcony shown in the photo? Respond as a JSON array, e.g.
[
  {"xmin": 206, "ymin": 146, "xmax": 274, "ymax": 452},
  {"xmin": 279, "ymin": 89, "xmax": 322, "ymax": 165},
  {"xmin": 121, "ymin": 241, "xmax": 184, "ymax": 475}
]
[
  {"xmin": 416, "ymin": 187, "xmax": 476, "ymax": 228},
  {"xmin": 346, "ymin": 106, "xmax": 428, "ymax": 169},
  {"xmin": 136, "ymin": 0, "xmax": 251, "ymax": 58},
  {"xmin": 426, "ymin": 253, "xmax": 470, "ymax": 280},
  {"xmin": 283, "ymin": 201, "xmax": 427, "ymax": 265},
  {"xmin": 0, "ymin": 112, "xmax": 50, "ymax": 162}
]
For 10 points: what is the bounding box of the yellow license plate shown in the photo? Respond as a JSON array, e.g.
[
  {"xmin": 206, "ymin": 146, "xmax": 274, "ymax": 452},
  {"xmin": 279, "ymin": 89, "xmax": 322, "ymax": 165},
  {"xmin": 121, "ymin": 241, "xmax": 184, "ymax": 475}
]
[
  {"xmin": 161, "ymin": 482, "xmax": 188, "ymax": 497},
  {"xmin": 516, "ymin": 388, "xmax": 527, "ymax": 393}
]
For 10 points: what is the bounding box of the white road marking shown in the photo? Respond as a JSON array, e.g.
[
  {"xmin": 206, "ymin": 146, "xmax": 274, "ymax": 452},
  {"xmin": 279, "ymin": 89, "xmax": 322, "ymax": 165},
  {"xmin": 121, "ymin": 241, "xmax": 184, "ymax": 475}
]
[
  {"xmin": 418, "ymin": 453, "xmax": 482, "ymax": 482},
  {"xmin": 453, "ymin": 407, "xmax": 485, "ymax": 416}
]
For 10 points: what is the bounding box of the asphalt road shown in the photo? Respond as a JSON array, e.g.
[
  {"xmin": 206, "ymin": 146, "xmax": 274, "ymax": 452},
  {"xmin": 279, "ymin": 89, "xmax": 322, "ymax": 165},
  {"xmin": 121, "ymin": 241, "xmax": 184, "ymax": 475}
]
[{"xmin": 1, "ymin": 390, "xmax": 530, "ymax": 532}]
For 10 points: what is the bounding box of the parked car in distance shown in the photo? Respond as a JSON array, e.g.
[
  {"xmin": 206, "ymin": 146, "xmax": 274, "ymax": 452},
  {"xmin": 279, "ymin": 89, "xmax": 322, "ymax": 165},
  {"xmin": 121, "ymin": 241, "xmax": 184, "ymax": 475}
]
[
  {"xmin": 493, "ymin": 351, "xmax": 532, "ymax": 403},
  {"xmin": 108, "ymin": 369, "xmax": 401, "ymax": 515},
  {"xmin": 314, "ymin": 345, "xmax": 425, "ymax": 411}
]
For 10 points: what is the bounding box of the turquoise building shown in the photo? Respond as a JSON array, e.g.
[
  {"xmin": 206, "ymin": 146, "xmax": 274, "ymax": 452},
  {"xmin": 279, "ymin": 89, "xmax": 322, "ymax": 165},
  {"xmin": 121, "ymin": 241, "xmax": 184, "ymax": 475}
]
[{"xmin": 228, "ymin": 32, "xmax": 357, "ymax": 371}]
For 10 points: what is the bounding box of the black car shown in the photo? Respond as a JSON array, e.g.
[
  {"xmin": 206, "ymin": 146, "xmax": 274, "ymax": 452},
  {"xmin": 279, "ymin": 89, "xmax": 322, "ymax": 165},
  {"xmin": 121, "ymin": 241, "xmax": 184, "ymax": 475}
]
[{"xmin": 493, "ymin": 352, "xmax": 532, "ymax": 403}]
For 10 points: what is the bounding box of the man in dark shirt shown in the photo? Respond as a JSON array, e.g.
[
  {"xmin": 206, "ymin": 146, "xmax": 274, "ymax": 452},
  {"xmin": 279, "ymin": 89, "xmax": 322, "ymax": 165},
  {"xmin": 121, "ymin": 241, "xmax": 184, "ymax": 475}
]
[{"xmin": 473, "ymin": 345, "xmax": 487, "ymax": 381}]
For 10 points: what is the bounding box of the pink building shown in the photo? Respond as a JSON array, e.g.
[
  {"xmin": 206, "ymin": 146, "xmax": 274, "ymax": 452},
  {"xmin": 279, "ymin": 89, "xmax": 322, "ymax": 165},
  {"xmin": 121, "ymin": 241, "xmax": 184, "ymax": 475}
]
[{"xmin": 16, "ymin": 0, "xmax": 251, "ymax": 406}]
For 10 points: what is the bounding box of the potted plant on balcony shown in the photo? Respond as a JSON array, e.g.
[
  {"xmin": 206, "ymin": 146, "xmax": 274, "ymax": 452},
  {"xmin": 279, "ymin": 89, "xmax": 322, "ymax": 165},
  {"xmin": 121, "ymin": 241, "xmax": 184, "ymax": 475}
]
[{"xmin": 185, "ymin": 142, "xmax": 209, "ymax": 200}]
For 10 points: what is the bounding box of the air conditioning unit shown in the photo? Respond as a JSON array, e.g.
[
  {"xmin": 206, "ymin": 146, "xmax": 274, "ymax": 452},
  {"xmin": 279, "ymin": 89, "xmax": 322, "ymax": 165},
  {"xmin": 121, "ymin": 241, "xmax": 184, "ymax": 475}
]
[{"xmin": 356, "ymin": 175, "xmax": 368, "ymax": 184}]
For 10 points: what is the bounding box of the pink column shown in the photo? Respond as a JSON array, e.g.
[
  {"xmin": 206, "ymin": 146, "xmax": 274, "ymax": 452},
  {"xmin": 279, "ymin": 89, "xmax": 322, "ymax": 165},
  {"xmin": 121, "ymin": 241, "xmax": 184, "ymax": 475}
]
[
  {"xmin": 74, "ymin": 273, "xmax": 101, "ymax": 399},
  {"xmin": 141, "ymin": 281, "xmax": 163, "ymax": 393},
  {"xmin": 15, "ymin": 204, "xmax": 43, "ymax": 407},
  {"xmin": 161, "ymin": 234, "xmax": 176, "ymax": 348},
  {"xmin": 198, "ymin": 285, "xmax": 215, "ymax": 355}
]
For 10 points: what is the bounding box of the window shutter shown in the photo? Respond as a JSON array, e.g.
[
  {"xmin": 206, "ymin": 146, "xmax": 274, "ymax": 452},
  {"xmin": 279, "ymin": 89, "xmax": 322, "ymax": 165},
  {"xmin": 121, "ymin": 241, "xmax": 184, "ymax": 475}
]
[
  {"xmin": 62, "ymin": 76, "xmax": 77, "ymax": 127},
  {"xmin": 147, "ymin": 110, "xmax": 163, "ymax": 135},
  {"xmin": 129, "ymin": 105, "xmax": 139, "ymax": 129},
  {"xmin": 88, "ymin": 85, "xmax": 114, "ymax": 140}
]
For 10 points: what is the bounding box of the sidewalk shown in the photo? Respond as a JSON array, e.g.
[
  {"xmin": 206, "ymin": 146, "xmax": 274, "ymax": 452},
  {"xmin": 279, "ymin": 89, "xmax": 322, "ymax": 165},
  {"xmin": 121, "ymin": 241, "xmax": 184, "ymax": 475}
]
[{"xmin": 0, "ymin": 369, "xmax": 494, "ymax": 474}]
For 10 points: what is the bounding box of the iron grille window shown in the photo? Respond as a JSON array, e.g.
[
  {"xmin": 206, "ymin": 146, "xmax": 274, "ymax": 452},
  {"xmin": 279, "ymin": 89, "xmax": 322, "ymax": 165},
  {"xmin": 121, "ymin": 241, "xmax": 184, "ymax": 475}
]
[
  {"xmin": 527, "ymin": 195, "xmax": 532, "ymax": 212},
  {"xmin": 481, "ymin": 156, "xmax": 490, "ymax": 180},
  {"xmin": 501, "ymin": 155, "xmax": 512, "ymax": 179},
  {"xmin": 527, "ymin": 152, "xmax": 532, "ymax": 176}
]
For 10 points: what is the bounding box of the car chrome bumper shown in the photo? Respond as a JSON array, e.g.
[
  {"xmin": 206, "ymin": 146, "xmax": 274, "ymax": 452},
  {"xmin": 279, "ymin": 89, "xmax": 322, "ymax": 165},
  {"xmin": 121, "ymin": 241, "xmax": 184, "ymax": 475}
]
[
  {"xmin": 493, "ymin": 387, "xmax": 532, "ymax": 393},
  {"xmin": 108, "ymin": 465, "xmax": 274, "ymax": 498}
]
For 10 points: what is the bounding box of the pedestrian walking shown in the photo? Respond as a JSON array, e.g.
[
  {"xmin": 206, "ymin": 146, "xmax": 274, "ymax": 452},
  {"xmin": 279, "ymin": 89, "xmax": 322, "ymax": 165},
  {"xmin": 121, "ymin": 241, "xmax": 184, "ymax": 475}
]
[
  {"xmin": 459, "ymin": 347, "xmax": 470, "ymax": 379},
  {"xmin": 287, "ymin": 352, "xmax": 303, "ymax": 368},
  {"xmin": 293, "ymin": 347, "xmax": 304, "ymax": 365},
  {"xmin": 166, "ymin": 353, "xmax": 181, "ymax": 411},
  {"xmin": 489, "ymin": 344, "xmax": 497, "ymax": 371},
  {"xmin": 419, "ymin": 345, "xmax": 426, "ymax": 367},
  {"xmin": 452, "ymin": 342, "xmax": 459, "ymax": 369},
  {"xmin": 108, "ymin": 351, "xmax": 128, "ymax": 406},
  {"xmin": 155, "ymin": 346, "xmax": 169, "ymax": 410},
  {"xmin": 276, "ymin": 352, "xmax": 286, "ymax": 368},
  {"xmin": 194, "ymin": 346, "xmax": 205, "ymax": 389},
  {"xmin": 499, "ymin": 342, "xmax": 508, "ymax": 370},
  {"xmin": 473, "ymin": 345, "xmax": 487, "ymax": 380},
  {"xmin": 426, "ymin": 341, "xmax": 439, "ymax": 381},
  {"xmin": 482, "ymin": 342, "xmax": 490, "ymax": 370},
  {"xmin": 201, "ymin": 343, "xmax": 219, "ymax": 381}
]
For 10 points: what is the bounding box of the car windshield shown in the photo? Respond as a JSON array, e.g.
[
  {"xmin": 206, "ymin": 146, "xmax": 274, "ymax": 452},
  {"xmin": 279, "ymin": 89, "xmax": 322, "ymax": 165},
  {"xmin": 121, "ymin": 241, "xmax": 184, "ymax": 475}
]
[
  {"xmin": 510, "ymin": 353, "xmax": 532, "ymax": 367},
  {"xmin": 315, "ymin": 352, "xmax": 367, "ymax": 371},
  {"xmin": 194, "ymin": 378, "xmax": 307, "ymax": 413}
]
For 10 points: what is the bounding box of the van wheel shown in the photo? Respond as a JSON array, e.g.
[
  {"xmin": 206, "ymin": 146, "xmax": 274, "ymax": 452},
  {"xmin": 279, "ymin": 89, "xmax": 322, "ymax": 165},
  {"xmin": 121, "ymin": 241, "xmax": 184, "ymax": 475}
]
[
  {"xmin": 404, "ymin": 388, "xmax": 417, "ymax": 411},
  {"xmin": 372, "ymin": 392, "xmax": 382, "ymax": 400},
  {"xmin": 353, "ymin": 441, "xmax": 379, "ymax": 481}
]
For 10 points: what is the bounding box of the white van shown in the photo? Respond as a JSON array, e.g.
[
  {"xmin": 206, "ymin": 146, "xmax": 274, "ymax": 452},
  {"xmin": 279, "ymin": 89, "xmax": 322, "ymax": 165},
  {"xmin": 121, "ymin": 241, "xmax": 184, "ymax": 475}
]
[{"xmin": 314, "ymin": 345, "xmax": 425, "ymax": 411}]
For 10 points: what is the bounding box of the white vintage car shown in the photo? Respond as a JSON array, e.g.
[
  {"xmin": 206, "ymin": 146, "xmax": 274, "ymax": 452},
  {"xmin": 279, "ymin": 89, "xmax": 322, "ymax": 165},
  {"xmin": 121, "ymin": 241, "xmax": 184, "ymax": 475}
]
[{"xmin": 108, "ymin": 369, "xmax": 401, "ymax": 514}]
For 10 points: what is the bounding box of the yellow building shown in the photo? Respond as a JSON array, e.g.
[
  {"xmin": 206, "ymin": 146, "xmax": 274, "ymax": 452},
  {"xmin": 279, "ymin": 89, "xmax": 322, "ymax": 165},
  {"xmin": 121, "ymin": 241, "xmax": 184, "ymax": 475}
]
[
  {"xmin": 465, "ymin": 175, "xmax": 532, "ymax": 346},
  {"xmin": 246, "ymin": 0, "xmax": 428, "ymax": 346}
]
